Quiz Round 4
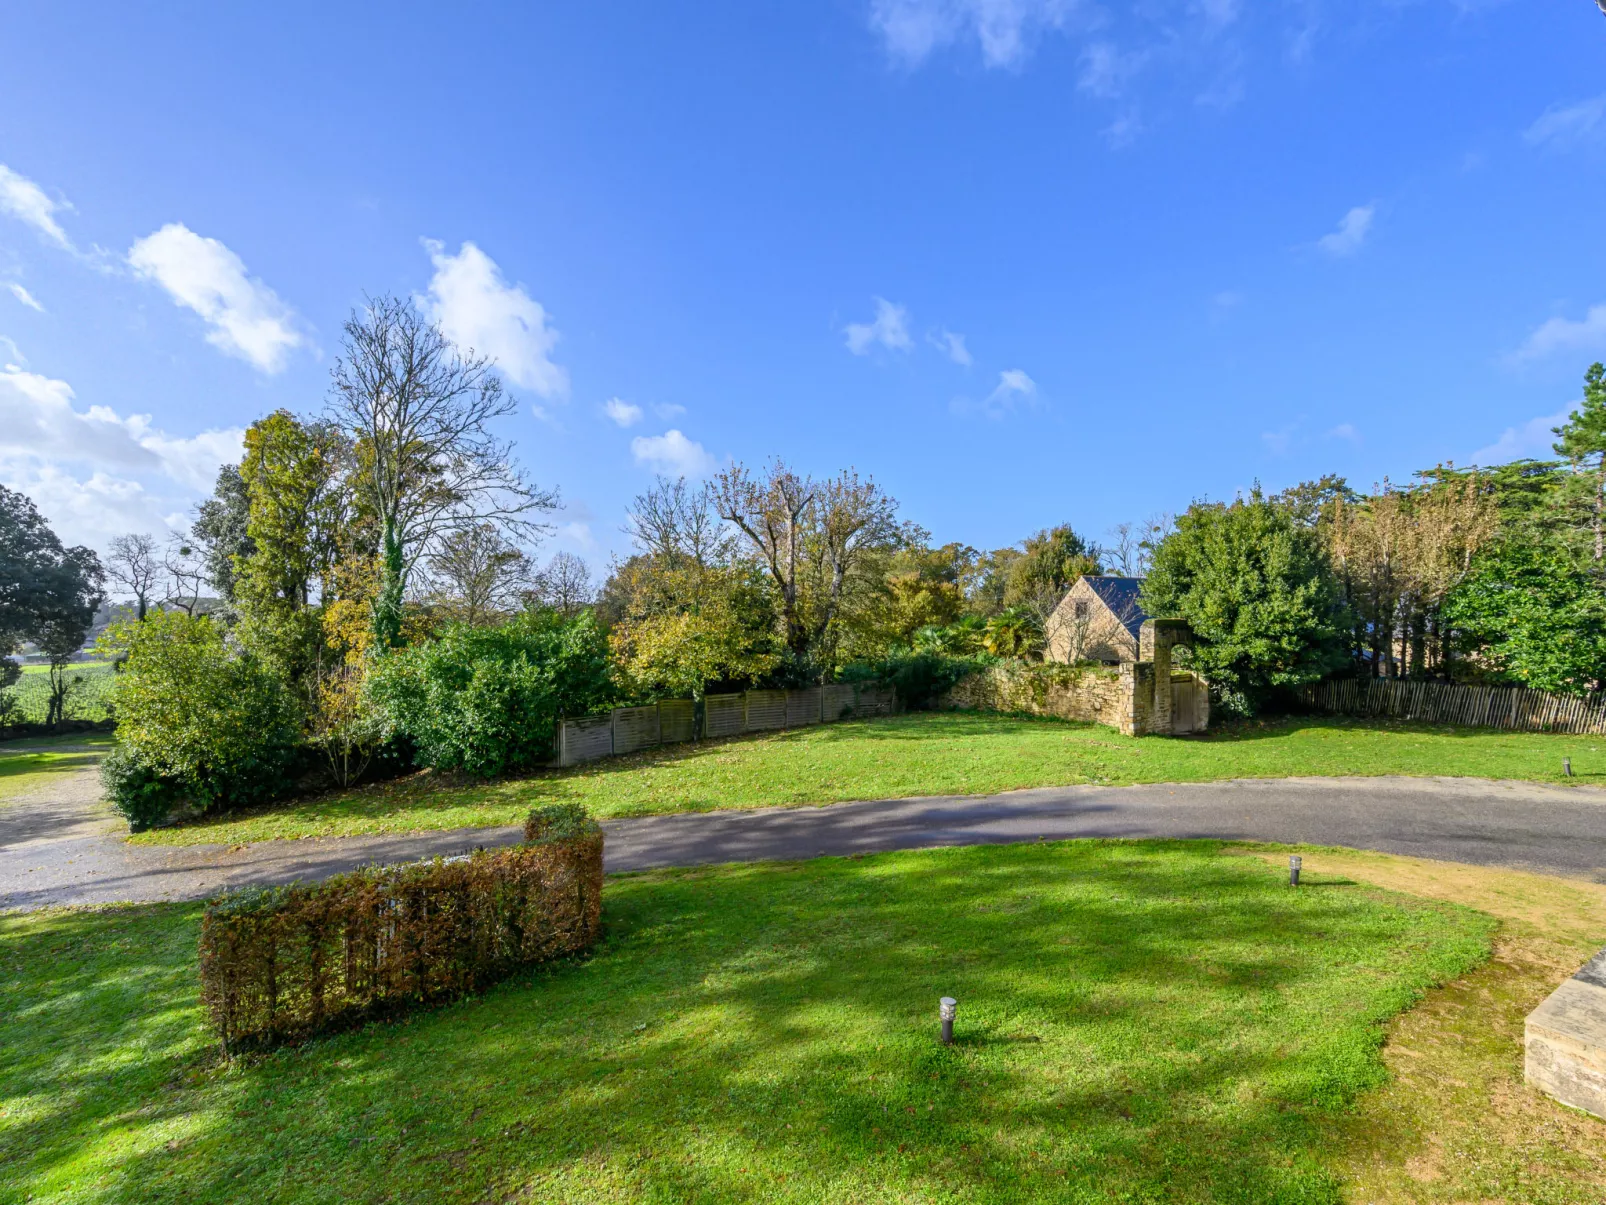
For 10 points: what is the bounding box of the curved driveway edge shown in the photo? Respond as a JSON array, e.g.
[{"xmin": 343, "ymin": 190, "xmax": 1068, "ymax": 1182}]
[{"xmin": 4, "ymin": 774, "xmax": 1606, "ymax": 911}]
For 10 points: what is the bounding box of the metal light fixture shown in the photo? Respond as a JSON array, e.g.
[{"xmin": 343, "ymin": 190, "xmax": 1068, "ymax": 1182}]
[
  {"xmin": 1289, "ymin": 855, "xmax": 1302, "ymax": 887},
  {"xmin": 939, "ymin": 997, "xmax": 957, "ymax": 1044},
  {"xmin": 1564, "ymin": 758, "xmax": 1573, "ymax": 778}
]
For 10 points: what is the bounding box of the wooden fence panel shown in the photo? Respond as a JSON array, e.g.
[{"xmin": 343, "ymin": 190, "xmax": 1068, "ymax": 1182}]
[
  {"xmin": 704, "ymin": 693, "xmax": 744, "ymax": 738},
  {"xmin": 786, "ymin": 687, "xmax": 823, "ymax": 727},
  {"xmin": 744, "ymin": 690, "xmax": 788, "ymax": 732},
  {"xmin": 820, "ymin": 684, "xmax": 855, "ymax": 723},
  {"xmin": 1301, "ymin": 678, "xmax": 1606, "ymax": 734},
  {"xmin": 853, "ymin": 684, "xmax": 897, "ymax": 717},
  {"xmin": 612, "ymin": 705, "xmax": 661, "ymax": 755},
  {"xmin": 559, "ymin": 716, "xmax": 614, "ymax": 766},
  {"xmin": 659, "ymin": 699, "xmax": 696, "ymax": 744}
]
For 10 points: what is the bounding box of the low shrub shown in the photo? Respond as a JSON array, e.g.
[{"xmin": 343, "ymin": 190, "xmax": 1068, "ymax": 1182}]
[
  {"xmin": 99, "ymin": 744, "xmax": 183, "ymax": 832},
  {"xmin": 198, "ymin": 807, "xmax": 604, "ymax": 1052},
  {"xmin": 842, "ymin": 652, "xmax": 994, "ymax": 710},
  {"xmin": 102, "ymin": 612, "xmax": 302, "ymax": 826},
  {"xmin": 368, "ymin": 608, "xmax": 616, "ymax": 778}
]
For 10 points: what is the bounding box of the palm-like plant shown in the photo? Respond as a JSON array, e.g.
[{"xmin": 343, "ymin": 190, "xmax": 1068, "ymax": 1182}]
[{"xmin": 982, "ymin": 607, "xmax": 1043, "ymax": 659}]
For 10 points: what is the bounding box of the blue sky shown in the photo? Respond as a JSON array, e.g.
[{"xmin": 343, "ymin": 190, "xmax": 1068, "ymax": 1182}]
[{"xmin": 2, "ymin": 2, "xmax": 1604, "ymax": 575}]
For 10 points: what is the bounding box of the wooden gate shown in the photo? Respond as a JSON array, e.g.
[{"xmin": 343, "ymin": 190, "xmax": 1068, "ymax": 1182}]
[{"xmin": 1171, "ymin": 677, "xmax": 1206, "ymax": 735}]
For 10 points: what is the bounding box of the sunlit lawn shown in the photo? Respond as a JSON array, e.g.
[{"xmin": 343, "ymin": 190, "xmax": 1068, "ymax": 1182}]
[
  {"xmin": 0, "ymin": 840, "xmax": 1496, "ymax": 1204},
  {"xmin": 0, "ymin": 733, "xmax": 112, "ymax": 806},
  {"xmin": 132, "ymin": 711, "xmax": 1606, "ymax": 846}
]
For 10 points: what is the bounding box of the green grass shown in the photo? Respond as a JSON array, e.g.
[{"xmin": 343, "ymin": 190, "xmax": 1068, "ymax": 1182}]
[
  {"xmin": 133, "ymin": 711, "xmax": 1606, "ymax": 847},
  {"xmin": 2, "ymin": 663, "xmax": 116, "ymax": 725},
  {"xmin": 0, "ymin": 734, "xmax": 112, "ymax": 805},
  {"xmin": 0, "ymin": 840, "xmax": 1494, "ymax": 1204}
]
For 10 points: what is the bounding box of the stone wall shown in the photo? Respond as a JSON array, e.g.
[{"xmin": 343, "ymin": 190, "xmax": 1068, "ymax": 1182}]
[
  {"xmin": 940, "ymin": 648, "xmax": 1203, "ymax": 739},
  {"xmin": 941, "ymin": 662, "xmax": 1132, "ymax": 732}
]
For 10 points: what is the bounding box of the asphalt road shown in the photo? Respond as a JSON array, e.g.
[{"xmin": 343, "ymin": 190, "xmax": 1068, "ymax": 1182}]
[{"xmin": 4, "ymin": 772, "xmax": 1606, "ymax": 911}]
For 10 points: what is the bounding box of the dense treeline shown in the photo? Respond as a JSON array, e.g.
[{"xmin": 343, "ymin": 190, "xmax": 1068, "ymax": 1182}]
[{"xmin": 11, "ymin": 284, "xmax": 1601, "ymax": 827}]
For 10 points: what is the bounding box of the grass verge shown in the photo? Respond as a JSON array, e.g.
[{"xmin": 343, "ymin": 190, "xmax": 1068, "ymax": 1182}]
[
  {"xmin": 132, "ymin": 712, "xmax": 1606, "ymax": 846},
  {"xmin": 0, "ymin": 839, "xmax": 1495, "ymax": 1204},
  {"xmin": 0, "ymin": 734, "xmax": 112, "ymax": 806}
]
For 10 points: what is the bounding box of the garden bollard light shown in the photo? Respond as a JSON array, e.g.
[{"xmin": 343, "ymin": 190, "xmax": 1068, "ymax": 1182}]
[
  {"xmin": 939, "ymin": 997, "xmax": 957, "ymax": 1045},
  {"xmin": 1289, "ymin": 855, "xmax": 1301, "ymax": 887},
  {"xmin": 1565, "ymin": 758, "xmax": 1573, "ymax": 778}
]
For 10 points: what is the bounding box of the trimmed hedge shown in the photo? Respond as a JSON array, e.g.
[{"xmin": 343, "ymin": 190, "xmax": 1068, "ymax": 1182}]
[{"xmin": 198, "ymin": 804, "xmax": 603, "ymax": 1052}]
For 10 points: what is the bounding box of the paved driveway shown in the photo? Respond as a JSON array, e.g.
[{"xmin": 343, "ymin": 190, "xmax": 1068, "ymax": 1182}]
[{"xmin": 4, "ymin": 760, "xmax": 1605, "ymax": 910}]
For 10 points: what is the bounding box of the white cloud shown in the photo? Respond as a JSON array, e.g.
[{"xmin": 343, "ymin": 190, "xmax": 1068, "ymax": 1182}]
[
  {"xmin": 1325, "ymin": 423, "xmax": 1361, "ymax": 444},
  {"xmin": 1525, "ymin": 96, "xmax": 1606, "ymax": 151},
  {"xmin": 1466, "ymin": 409, "xmax": 1572, "ymax": 467},
  {"xmin": 630, "ymin": 429, "xmax": 715, "ymax": 477},
  {"xmin": 0, "ymin": 164, "xmax": 71, "ymax": 247},
  {"xmin": 558, "ymin": 521, "xmax": 597, "ymax": 551},
  {"xmin": 422, "ymin": 240, "xmax": 567, "ymax": 398},
  {"xmin": 0, "ymin": 364, "xmax": 245, "ymax": 488},
  {"xmin": 953, "ymin": 368, "xmax": 1038, "ymax": 418},
  {"xmin": 127, "ymin": 223, "xmax": 303, "ymax": 373},
  {"xmin": 869, "ymin": 0, "xmax": 1078, "ymax": 69},
  {"xmin": 845, "ymin": 297, "xmax": 913, "ymax": 355},
  {"xmin": 603, "ymin": 398, "xmax": 643, "ymax": 427},
  {"xmin": 1317, "ymin": 205, "xmax": 1375, "ymax": 257},
  {"xmin": 0, "ymin": 363, "xmax": 245, "ymax": 548},
  {"xmin": 1513, "ymin": 304, "xmax": 1606, "ymax": 362},
  {"xmin": 1078, "ymin": 42, "xmax": 1146, "ymax": 99},
  {"xmin": 652, "ymin": 402, "xmax": 687, "ymax": 420},
  {"xmin": 1261, "ymin": 426, "xmax": 1295, "ymax": 455},
  {"xmin": 6, "ymin": 282, "xmax": 43, "ymax": 312},
  {"xmin": 929, "ymin": 328, "xmax": 972, "ymax": 366}
]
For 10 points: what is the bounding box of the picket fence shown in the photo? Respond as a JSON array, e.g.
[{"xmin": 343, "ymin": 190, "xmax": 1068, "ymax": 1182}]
[
  {"xmin": 557, "ymin": 683, "xmax": 899, "ymax": 767},
  {"xmin": 1301, "ymin": 677, "xmax": 1606, "ymax": 735}
]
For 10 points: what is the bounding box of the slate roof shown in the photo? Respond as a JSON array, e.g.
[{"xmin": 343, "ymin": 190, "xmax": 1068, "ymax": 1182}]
[{"xmin": 1083, "ymin": 576, "xmax": 1150, "ymax": 640}]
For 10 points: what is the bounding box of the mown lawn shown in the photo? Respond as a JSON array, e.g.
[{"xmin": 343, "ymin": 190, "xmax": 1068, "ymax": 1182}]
[
  {"xmin": 132, "ymin": 711, "xmax": 1606, "ymax": 846},
  {"xmin": 0, "ymin": 734, "xmax": 112, "ymax": 806},
  {"xmin": 0, "ymin": 840, "xmax": 1496, "ymax": 1204}
]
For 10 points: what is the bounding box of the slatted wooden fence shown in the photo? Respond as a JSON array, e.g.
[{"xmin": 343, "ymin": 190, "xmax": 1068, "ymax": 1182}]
[
  {"xmin": 558, "ymin": 683, "xmax": 899, "ymax": 767},
  {"xmin": 1301, "ymin": 678, "xmax": 1606, "ymax": 734}
]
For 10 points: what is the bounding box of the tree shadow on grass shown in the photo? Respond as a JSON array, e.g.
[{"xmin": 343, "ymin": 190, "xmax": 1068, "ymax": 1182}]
[{"xmin": 3, "ymin": 840, "xmax": 1494, "ymax": 1203}]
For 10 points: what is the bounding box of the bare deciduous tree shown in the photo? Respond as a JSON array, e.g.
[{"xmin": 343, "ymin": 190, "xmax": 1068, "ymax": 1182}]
[
  {"xmin": 106, "ymin": 533, "xmax": 159, "ymax": 620},
  {"xmin": 626, "ymin": 476, "xmax": 732, "ymax": 568},
  {"xmin": 713, "ymin": 459, "xmax": 899, "ymax": 660},
  {"xmin": 531, "ymin": 551, "xmax": 593, "ymax": 616},
  {"xmin": 425, "ymin": 523, "xmax": 532, "ymax": 625},
  {"xmin": 162, "ymin": 534, "xmax": 208, "ymax": 616},
  {"xmin": 326, "ymin": 294, "xmax": 558, "ymax": 646}
]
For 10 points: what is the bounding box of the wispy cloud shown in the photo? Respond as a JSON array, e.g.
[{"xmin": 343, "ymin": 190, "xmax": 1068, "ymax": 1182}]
[
  {"xmin": 0, "ymin": 164, "xmax": 71, "ymax": 248},
  {"xmin": 127, "ymin": 223, "xmax": 303, "ymax": 373},
  {"xmin": 929, "ymin": 328, "xmax": 972, "ymax": 366},
  {"xmin": 631, "ymin": 429, "xmax": 715, "ymax": 477},
  {"xmin": 602, "ymin": 398, "xmax": 643, "ymax": 427},
  {"xmin": 1317, "ymin": 205, "xmax": 1375, "ymax": 257},
  {"xmin": 1325, "ymin": 423, "xmax": 1361, "ymax": 444},
  {"xmin": 1261, "ymin": 426, "xmax": 1296, "ymax": 455},
  {"xmin": 422, "ymin": 240, "xmax": 568, "ymax": 398},
  {"xmin": 845, "ymin": 297, "xmax": 913, "ymax": 355},
  {"xmin": 1513, "ymin": 304, "xmax": 1606, "ymax": 362},
  {"xmin": 652, "ymin": 402, "xmax": 687, "ymax": 420},
  {"xmin": 868, "ymin": 0, "xmax": 1079, "ymax": 70},
  {"xmin": 6, "ymin": 282, "xmax": 43, "ymax": 312},
  {"xmin": 1524, "ymin": 96, "xmax": 1606, "ymax": 151},
  {"xmin": 1466, "ymin": 409, "xmax": 1572, "ymax": 467},
  {"xmin": 1078, "ymin": 42, "xmax": 1147, "ymax": 99},
  {"xmin": 953, "ymin": 368, "xmax": 1038, "ymax": 418}
]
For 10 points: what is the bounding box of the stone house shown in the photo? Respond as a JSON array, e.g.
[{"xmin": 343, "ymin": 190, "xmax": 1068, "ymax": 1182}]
[
  {"xmin": 1045, "ymin": 575, "xmax": 1149, "ymax": 665},
  {"xmin": 973, "ymin": 574, "xmax": 1209, "ymax": 736}
]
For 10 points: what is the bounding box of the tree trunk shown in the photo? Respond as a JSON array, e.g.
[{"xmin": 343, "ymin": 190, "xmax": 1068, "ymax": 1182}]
[{"xmin": 373, "ymin": 522, "xmax": 406, "ymax": 649}]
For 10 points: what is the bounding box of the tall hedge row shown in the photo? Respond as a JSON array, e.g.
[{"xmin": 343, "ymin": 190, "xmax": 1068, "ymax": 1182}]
[{"xmin": 198, "ymin": 804, "xmax": 603, "ymax": 1051}]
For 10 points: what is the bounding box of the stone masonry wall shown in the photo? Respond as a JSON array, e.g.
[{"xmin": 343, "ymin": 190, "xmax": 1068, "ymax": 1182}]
[{"xmin": 941, "ymin": 662, "xmax": 1133, "ymax": 733}]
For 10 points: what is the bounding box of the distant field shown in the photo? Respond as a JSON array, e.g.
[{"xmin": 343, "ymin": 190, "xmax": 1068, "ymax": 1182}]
[{"xmin": 2, "ymin": 663, "xmax": 116, "ymax": 725}]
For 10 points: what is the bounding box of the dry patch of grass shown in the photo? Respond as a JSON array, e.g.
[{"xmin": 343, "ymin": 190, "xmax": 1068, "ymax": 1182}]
[{"xmin": 1228, "ymin": 846, "xmax": 1606, "ymax": 1202}]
